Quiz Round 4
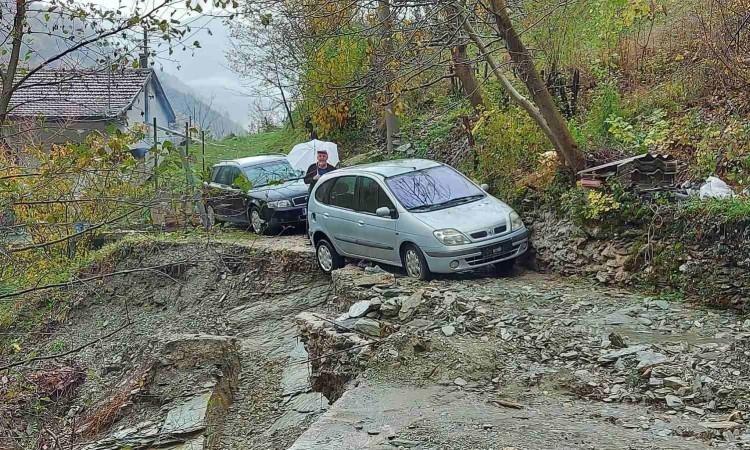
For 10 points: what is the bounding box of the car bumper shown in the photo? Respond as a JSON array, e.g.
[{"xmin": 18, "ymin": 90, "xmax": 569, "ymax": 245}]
[
  {"xmin": 267, "ymin": 206, "xmax": 307, "ymax": 226},
  {"xmin": 422, "ymin": 228, "xmax": 529, "ymax": 273}
]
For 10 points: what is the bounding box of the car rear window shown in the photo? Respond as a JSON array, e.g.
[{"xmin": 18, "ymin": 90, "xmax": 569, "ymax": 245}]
[
  {"xmin": 329, "ymin": 176, "xmax": 357, "ymax": 209},
  {"xmin": 315, "ymin": 178, "xmax": 335, "ymax": 203}
]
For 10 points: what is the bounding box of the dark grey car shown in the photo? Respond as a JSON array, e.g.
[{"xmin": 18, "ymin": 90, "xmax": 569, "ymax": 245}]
[{"xmin": 203, "ymin": 155, "xmax": 309, "ymax": 233}]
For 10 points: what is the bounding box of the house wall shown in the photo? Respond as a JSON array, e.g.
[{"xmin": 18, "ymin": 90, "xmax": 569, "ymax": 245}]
[{"xmin": 125, "ymin": 78, "xmax": 176, "ymax": 143}]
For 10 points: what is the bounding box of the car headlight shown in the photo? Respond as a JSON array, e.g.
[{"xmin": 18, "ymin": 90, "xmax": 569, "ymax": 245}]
[
  {"xmin": 267, "ymin": 200, "xmax": 292, "ymax": 209},
  {"xmin": 510, "ymin": 210, "xmax": 524, "ymax": 230},
  {"xmin": 433, "ymin": 228, "xmax": 471, "ymax": 246}
]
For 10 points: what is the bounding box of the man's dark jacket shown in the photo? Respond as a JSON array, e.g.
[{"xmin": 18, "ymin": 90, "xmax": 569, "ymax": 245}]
[{"xmin": 304, "ymin": 163, "xmax": 337, "ymax": 193}]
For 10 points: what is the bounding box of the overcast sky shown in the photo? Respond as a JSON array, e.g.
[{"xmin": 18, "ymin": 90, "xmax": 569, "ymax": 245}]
[
  {"xmin": 153, "ymin": 16, "xmax": 253, "ymax": 122},
  {"xmin": 93, "ymin": 0, "xmax": 255, "ymax": 122}
]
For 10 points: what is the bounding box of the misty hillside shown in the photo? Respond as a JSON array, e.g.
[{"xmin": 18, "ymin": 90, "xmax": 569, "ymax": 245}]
[{"xmin": 158, "ymin": 72, "xmax": 247, "ymax": 139}]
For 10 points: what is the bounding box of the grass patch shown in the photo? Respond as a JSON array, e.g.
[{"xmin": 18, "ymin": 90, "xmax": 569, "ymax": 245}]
[
  {"xmin": 681, "ymin": 197, "xmax": 750, "ymax": 222},
  {"xmin": 200, "ymin": 127, "xmax": 309, "ymax": 167}
]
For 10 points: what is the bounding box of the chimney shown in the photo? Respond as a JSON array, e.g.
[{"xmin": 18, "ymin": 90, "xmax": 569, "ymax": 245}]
[{"xmin": 139, "ymin": 28, "xmax": 149, "ymax": 69}]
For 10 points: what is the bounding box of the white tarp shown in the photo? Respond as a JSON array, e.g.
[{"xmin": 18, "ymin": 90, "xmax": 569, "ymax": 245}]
[
  {"xmin": 286, "ymin": 139, "xmax": 339, "ymax": 172},
  {"xmin": 699, "ymin": 176, "xmax": 734, "ymax": 199}
]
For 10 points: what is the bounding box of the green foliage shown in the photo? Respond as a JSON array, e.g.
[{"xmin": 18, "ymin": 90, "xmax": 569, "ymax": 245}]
[
  {"xmin": 561, "ymin": 181, "xmax": 653, "ymax": 227},
  {"xmin": 473, "ymin": 105, "xmax": 550, "ymax": 204},
  {"xmin": 604, "ymin": 108, "xmax": 671, "ymax": 152},
  {"xmin": 401, "ymin": 97, "xmax": 472, "ymax": 157},
  {"xmin": 300, "ymin": 32, "xmax": 370, "ymax": 136},
  {"xmin": 583, "ymin": 80, "xmax": 625, "ymax": 146},
  {"xmin": 682, "ymin": 197, "xmax": 750, "ymax": 222}
]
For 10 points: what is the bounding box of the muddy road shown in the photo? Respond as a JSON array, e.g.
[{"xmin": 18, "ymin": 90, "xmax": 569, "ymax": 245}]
[{"xmin": 3, "ymin": 235, "xmax": 748, "ymax": 449}]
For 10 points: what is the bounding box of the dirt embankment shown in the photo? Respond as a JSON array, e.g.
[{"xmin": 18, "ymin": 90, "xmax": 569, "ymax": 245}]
[
  {"xmin": 1, "ymin": 237, "xmax": 332, "ymax": 450},
  {"xmin": 3, "ymin": 234, "xmax": 750, "ymax": 450}
]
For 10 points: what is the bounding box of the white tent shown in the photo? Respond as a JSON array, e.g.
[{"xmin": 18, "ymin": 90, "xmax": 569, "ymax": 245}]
[{"xmin": 287, "ymin": 139, "xmax": 339, "ymax": 172}]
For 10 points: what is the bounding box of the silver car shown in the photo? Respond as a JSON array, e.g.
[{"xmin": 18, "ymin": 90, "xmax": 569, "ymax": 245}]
[{"xmin": 307, "ymin": 159, "xmax": 529, "ymax": 279}]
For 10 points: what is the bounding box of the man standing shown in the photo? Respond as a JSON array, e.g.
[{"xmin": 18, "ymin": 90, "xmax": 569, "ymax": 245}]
[{"xmin": 304, "ymin": 149, "xmax": 336, "ymax": 193}]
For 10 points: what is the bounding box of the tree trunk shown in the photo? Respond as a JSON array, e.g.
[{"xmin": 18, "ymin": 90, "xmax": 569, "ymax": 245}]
[
  {"xmin": 377, "ymin": 0, "xmax": 399, "ymax": 152},
  {"xmin": 452, "ymin": 44, "xmax": 484, "ymax": 111},
  {"xmin": 487, "ymin": 0, "xmax": 585, "ymax": 171},
  {"xmin": 456, "ymin": 5, "xmax": 560, "ymax": 157},
  {"xmin": 0, "ymin": 0, "xmax": 27, "ymax": 134},
  {"xmin": 448, "ymin": 3, "xmax": 483, "ymax": 111}
]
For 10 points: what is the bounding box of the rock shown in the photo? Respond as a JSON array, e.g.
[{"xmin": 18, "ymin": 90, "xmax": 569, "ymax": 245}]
[
  {"xmin": 367, "ymin": 428, "xmax": 381, "ymax": 435},
  {"xmin": 348, "ymin": 300, "xmax": 373, "ymax": 318},
  {"xmin": 395, "ymin": 143, "xmax": 413, "ymax": 153},
  {"xmin": 636, "ymin": 350, "xmax": 668, "ymax": 369},
  {"xmin": 399, "ymin": 290, "xmax": 424, "ymax": 321},
  {"xmin": 598, "ymin": 344, "xmax": 650, "ymax": 363},
  {"xmin": 355, "ymin": 273, "xmax": 392, "ymax": 288},
  {"xmin": 604, "ymin": 312, "xmax": 637, "ymax": 325},
  {"xmin": 441, "ymin": 325, "xmax": 456, "ymax": 337},
  {"xmin": 665, "ymin": 395, "xmax": 684, "ymax": 410},
  {"xmin": 454, "ymin": 377, "xmax": 468, "ymax": 387},
  {"xmin": 354, "ymin": 318, "xmax": 382, "ymax": 337},
  {"xmin": 364, "ymin": 265, "xmax": 387, "ymax": 274},
  {"xmin": 685, "ymin": 406, "xmax": 705, "ymax": 415},
  {"xmin": 560, "ymin": 351, "xmax": 579, "ymax": 360},
  {"xmin": 700, "ymin": 421, "xmax": 742, "ymax": 430},
  {"xmin": 653, "ymin": 300, "xmax": 670, "ymax": 310},
  {"xmin": 663, "ymin": 377, "xmax": 688, "ymax": 388},
  {"xmin": 380, "ymin": 301, "xmax": 400, "ymax": 317},
  {"xmin": 608, "ymin": 332, "xmax": 627, "ymax": 349},
  {"xmin": 649, "ymin": 377, "xmax": 664, "ymax": 387}
]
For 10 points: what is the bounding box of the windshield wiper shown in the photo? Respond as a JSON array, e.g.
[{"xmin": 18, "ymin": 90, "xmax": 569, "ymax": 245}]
[{"xmin": 408, "ymin": 194, "xmax": 484, "ymax": 212}]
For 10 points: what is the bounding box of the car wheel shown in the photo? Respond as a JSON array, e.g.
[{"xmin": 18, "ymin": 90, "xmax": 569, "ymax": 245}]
[
  {"xmin": 493, "ymin": 258, "xmax": 515, "ymax": 276},
  {"xmin": 249, "ymin": 207, "xmax": 268, "ymax": 235},
  {"xmin": 316, "ymin": 238, "xmax": 344, "ymax": 273},
  {"xmin": 402, "ymin": 244, "xmax": 432, "ymax": 281}
]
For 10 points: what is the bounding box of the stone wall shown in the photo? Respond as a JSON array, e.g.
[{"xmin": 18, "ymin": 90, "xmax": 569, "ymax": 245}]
[{"xmin": 524, "ymin": 209, "xmax": 750, "ymax": 310}]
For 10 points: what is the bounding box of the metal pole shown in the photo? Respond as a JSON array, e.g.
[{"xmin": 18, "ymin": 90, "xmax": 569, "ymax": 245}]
[
  {"xmin": 153, "ymin": 116, "xmax": 158, "ymax": 191},
  {"xmin": 201, "ymin": 130, "xmax": 205, "ymax": 174},
  {"xmin": 185, "ymin": 121, "xmax": 190, "ymax": 158}
]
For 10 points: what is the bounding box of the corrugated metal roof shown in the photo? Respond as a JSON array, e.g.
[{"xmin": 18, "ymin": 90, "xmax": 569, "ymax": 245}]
[{"xmin": 8, "ymin": 69, "xmax": 152, "ymax": 119}]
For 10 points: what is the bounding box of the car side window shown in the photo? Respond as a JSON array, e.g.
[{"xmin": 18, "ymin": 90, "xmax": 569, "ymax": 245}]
[
  {"xmin": 211, "ymin": 166, "xmax": 226, "ymax": 184},
  {"xmin": 357, "ymin": 177, "xmax": 394, "ymax": 214},
  {"xmin": 315, "ymin": 178, "xmax": 335, "ymax": 204},
  {"xmin": 228, "ymin": 167, "xmax": 245, "ymax": 188},
  {"xmin": 329, "ymin": 176, "xmax": 357, "ymax": 209}
]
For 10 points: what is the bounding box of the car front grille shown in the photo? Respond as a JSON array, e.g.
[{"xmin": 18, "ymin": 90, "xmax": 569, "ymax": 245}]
[
  {"xmin": 292, "ymin": 195, "xmax": 308, "ymax": 206},
  {"xmin": 469, "ymin": 223, "xmax": 507, "ymax": 240}
]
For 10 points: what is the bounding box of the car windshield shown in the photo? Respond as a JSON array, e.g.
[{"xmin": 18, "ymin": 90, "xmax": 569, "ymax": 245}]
[
  {"xmin": 242, "ymin": 161, "xmax": 299, "ymax": 187},
  {"xmin": 385, "ymin": 165, "xmax": 484, "ymax": 212}
]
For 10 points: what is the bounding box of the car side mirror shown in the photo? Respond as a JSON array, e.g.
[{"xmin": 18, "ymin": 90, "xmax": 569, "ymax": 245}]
[
  {"xmin": 375, "ymin": 206, "xmax": 393, "ymax": 218},
  {"xmin": 480, "ymin": 183, "xmax": 489, "ymax": 191}
]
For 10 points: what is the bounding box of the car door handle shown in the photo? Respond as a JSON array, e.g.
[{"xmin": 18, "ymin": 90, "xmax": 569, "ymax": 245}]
[
  {"xmin": 358, "ymin": 220, "xmax": 365, "ymax": 226},
  {"xmin": 323, "ymin": 213, "xmax": 330, "ymax": 218}
]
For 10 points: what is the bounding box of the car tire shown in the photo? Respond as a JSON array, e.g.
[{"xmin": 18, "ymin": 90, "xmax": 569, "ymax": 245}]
[
  {"xmin": 402, "ymin": 243, "xmax": 432, "ymax": 281},
  {"xmin": 493, "ymin": 258, "xmax": 516, "ymax": 276},
  {"xmin": 249, "ymin": 207, "xmax": 269, "ymax": 235},
  {"xmin": 316, "ymin": 238, "xmax": 344, "ymax": 273}
]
